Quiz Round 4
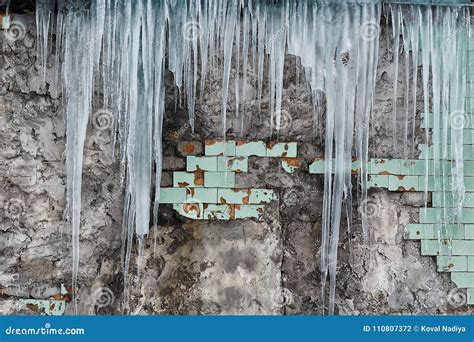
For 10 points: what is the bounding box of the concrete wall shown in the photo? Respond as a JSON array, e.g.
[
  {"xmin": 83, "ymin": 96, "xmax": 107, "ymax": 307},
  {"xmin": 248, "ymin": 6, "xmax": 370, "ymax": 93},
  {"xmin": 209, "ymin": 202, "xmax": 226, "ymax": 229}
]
[{"xmin": 0, "ymin": 12, "xmax": 473, "ymax": 315}]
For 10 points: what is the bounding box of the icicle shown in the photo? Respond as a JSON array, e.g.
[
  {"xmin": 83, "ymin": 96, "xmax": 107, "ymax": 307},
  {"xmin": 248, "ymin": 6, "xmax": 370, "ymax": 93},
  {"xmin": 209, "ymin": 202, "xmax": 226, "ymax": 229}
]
[
  {"xmin": 36, "ymin": 0, "xmax": 54, "ymax": 84},
  {"xmin": 38, "ymin": 0, "xmax": 470, "ymax": 317},
  {"xmin": 391, "ymin": 4, "xmax": 401, "ymax": 151},
  {"xmin": 419, "ymin": 5, "xmax": 432, "ymax": 209},
  {"xmin": 220, "ymin": 1, "xmax": 237, "ymax": 137}
]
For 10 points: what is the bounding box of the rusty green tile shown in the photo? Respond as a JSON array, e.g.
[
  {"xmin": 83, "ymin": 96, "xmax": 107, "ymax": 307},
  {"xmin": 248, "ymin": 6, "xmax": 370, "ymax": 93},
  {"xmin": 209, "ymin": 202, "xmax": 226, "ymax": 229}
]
[
  {"xmin": 217, "ymin": 156, "xmax": 248, "ymax": 172},
  {"xmin": 281, "ymin": 158, "xmax": 304, "ymax": 173},
  {"xmin": 388, "ymin": 175, "xmax": 419, "ymax": 191},
  {"xmin": 234, "ymin": 205, "xmax": 265, "ymax": 221},
  {"xmin": 437, "ymin": 256, "xmax": 468, "ymax": 272},
  {"xmin": 173, "ymin": 172, "xmax": 204, "ymax": 188},
  {"xmin": 235, "ymin": 141, "xmax": 266, "ymax": 157},
  {"xmin": 185, "ymin": 188, "xmax": 218, "ymax": 204},
  {"xmin": 367, "ymin": 175, "xmax": 389, "ymax": 188},
  {"xmin": 186, "ymin": 156, "xmax": 218, "ymax": 171},
  {"xmin": 309, "ymin": 159, "xmax": 327, "ymax": 174},
  {"xmin": 248, "ymin": 189, "xmax": 276, "ymax": 204},
  {"xmin": 217, "ymin": 188, "xmax": 250, "ymax": 204},
  {"xmin": 203, "ymin": 204, "xmax": 231, "ymax": 220},
  {"xmin": 368, "ymin": 159, "xmax": 402, "ymax": 175},
  {"xmin": 406, "ymin": 223, "xmax": 434, "ymax": 239},
  {"xmin": 204, "ymin": 140, "xmax": 236, "ymax": 156},
  {"xmin": 421, "ymin": 239, "xmax": 450, "ymax": 256},
  {"xmin": 19, "ymin": 299, "xmax": 66, "ymax": 316},
  {"xmin": 266, "ymin": 142, "xmax": 297, "ymax": 158},
  {"xmin": 173, "ymin": 203, "xmax": 204, "ymax": 219},
  {"xmin": 412, "ymin": 224, "xmax": 465, "ymax": 239}
]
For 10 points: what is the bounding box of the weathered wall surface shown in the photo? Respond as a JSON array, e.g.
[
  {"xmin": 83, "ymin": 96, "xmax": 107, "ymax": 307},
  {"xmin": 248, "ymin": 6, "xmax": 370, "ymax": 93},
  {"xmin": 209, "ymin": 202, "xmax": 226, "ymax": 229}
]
[{"xmin": 0, "ymin": 12, "xmax": 472, "ymax": 315}]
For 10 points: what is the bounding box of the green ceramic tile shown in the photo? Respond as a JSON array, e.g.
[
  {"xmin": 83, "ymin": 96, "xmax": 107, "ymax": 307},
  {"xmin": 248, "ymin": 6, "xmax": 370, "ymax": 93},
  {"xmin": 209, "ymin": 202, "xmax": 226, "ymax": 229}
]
[
  {"xmin": 367, "ymin": 175, "xmax": 389, "ymax": 188},
  {"xmin": 203, "ymin": 204, "xmax": 231, "ymax": 220},
  {"xmin": 185, "ymin": 188, "xmax": 218, "ymax": 204},
  {"xmin": 204, "ymin": 140, "xmax": 236, "ymax": 156},
  {"xmin": 173, "ymin": 172, "xmax": 204, "ymax": 188},
  {"xmin": 266, "ymin": 142, "xmax": 297, "ymax": 158},
  {"xmin": 217, "ymin": 156, "xmax": 248, "ymax": 172},
  {"xmin": 234, "ymin": 205, "xmax": 265, "ymax": 220},
  {"xmin": 217, "ymin": 188, "xmax": 250, "ymax": 204},
  {"xmin": 186, "ymin": 156, "xmax": 218, "ymax": 172},
  {"xmin": 437, "ymin": 256, "xmax": 468, "ymax": 272},
  {"xmin": 173, "ymin": 203, "xmax": 204, "ymax": 219},
  {"xmin": 368, "ymin": 159, "xmax": 402, "ymax": 175},
  {"xmin": 452, "ymin": 240, "xmax": 474, "ymax": 255},
  {"xmin": 159, "ymin": 188, "xmax": 187, "ymax": 203},
  {"xmin": 235, "ymin": 141, "xmax": 266, "ymax": 157},
  {"xmin": 388, "ymin": 175, "xmax": 419, "ymax": 191},
  {"xmin": 204, "ymin": 172, "xmax": 235, "ymax": 188},
  {"xmin": 248, "ymin": 189, "xmax": 276, "ymax": 204},
  {"xmin": 451, "ymin": 272, "xmax": 474, "ymax": 288}
]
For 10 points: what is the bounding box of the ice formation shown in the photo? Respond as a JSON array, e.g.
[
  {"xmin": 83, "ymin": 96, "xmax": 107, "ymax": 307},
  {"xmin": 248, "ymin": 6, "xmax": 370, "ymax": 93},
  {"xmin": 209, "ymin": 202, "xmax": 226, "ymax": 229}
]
[{"xmin": 34, "ymin": 0, "xmax": 470, "ymax": 314}]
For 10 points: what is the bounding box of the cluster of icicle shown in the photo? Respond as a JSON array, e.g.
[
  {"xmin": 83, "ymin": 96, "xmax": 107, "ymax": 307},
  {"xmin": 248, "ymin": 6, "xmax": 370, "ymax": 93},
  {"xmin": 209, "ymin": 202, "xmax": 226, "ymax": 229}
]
[
  {"xmin": 34, "ymin": 0, "xmax": 470, "ymax": 314},
  {"xmin": 390, "ymin": 4, "xmax": 470, "ymax": 263}
]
